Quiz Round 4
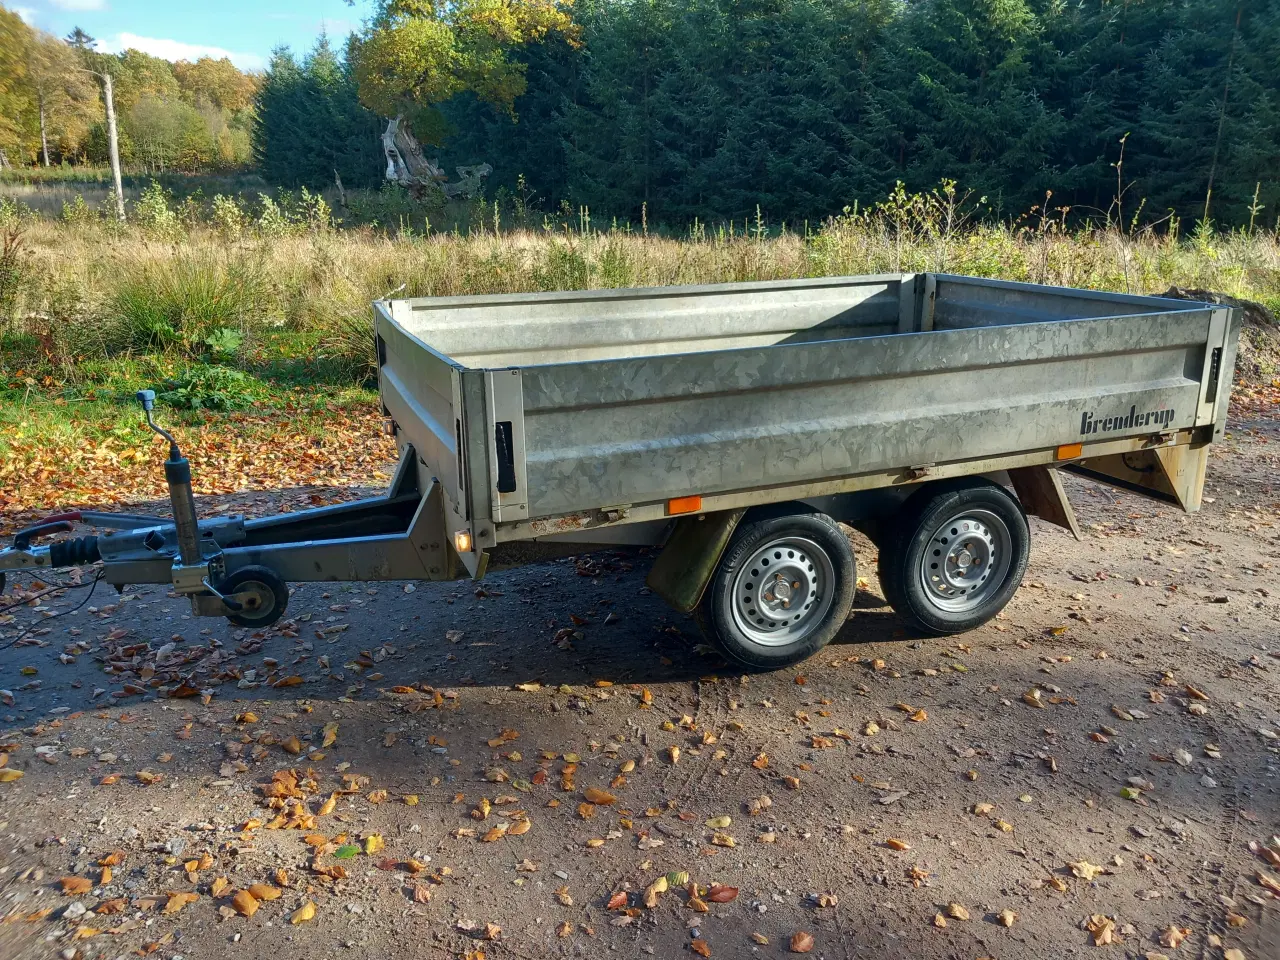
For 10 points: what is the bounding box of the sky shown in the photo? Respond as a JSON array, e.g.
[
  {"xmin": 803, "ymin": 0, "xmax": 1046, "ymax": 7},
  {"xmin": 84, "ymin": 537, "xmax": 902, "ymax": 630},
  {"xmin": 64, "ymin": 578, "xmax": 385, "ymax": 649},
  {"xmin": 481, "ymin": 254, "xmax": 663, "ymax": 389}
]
[{"xmin": 10, "ymin": 0, "xmax": 374, "ymax": 71}]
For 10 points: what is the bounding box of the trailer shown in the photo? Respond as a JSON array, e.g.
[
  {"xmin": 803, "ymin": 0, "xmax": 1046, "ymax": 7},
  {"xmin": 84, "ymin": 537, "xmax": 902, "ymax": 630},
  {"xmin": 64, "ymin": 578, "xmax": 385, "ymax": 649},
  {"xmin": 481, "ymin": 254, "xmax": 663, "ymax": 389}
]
[{"xmin": 0, "ymin": 274, "xmax": 1240, "ymax": 669}]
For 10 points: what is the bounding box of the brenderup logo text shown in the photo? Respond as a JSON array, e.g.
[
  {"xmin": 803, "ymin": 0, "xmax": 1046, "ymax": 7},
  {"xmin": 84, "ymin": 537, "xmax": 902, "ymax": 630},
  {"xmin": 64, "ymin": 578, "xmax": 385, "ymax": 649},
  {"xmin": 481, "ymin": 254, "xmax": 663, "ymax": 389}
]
[{"xmin": 1080, "ymin": 405, "xmax": 1175, "ymax": 436}]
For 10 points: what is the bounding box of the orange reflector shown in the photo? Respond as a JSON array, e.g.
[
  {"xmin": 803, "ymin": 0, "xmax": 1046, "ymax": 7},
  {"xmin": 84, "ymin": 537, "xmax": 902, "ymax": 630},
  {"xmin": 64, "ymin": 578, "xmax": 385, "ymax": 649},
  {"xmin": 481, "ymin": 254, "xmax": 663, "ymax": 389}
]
[
  {"xmin": 1056, "ymin": 442, "xmax": 1083, "ymax": 460},
  {"xmin": 667, "ymin": 495, "xmax": 703, "ymax": 516}
]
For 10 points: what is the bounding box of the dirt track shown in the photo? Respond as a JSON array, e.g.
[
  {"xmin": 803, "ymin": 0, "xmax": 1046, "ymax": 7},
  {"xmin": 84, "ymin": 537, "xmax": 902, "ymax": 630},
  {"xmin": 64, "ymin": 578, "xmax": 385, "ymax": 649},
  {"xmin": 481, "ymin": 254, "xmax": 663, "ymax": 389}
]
[{"xmin": 0, "ymin": 417, "xmax": 1277, "ymax": 960}]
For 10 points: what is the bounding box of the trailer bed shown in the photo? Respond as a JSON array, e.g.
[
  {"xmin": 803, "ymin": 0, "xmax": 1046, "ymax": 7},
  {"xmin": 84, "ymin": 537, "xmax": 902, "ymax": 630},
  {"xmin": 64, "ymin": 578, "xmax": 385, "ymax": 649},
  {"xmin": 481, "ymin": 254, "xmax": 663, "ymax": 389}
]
[{"xmin": 375, "ymin": 273, "xmax": 1238, "ymax": 572}]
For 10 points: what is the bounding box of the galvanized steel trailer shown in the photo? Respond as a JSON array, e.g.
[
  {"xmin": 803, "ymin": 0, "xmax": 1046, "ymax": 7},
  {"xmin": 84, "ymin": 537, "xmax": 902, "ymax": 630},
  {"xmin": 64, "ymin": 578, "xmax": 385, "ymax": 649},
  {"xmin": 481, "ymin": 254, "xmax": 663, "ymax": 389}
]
[{"xmin": 0, "ymin": 274, "xmax": 1240, "ymax": 669}]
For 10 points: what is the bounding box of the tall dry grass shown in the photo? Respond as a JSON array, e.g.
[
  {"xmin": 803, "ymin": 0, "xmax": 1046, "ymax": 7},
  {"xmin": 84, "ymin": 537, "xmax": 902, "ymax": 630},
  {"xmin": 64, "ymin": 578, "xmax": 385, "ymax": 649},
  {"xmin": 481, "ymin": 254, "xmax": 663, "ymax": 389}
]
[{"xmin": 1, "ymin": 188, "xmax": 1278, "ymax": 384}]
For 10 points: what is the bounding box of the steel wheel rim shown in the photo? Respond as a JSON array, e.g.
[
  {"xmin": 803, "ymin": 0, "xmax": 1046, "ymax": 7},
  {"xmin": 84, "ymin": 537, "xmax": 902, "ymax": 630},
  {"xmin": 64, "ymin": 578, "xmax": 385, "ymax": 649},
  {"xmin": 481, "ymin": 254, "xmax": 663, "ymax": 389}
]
[
  {"xmin": 230, "ymin": 580, "xmax": 274, "ymax": 620},
  {"xmin": 730, "ymin": 536, "xmax": 835, "ymax": 647},
  {"xmin": 918, "ymin": 508, "xmax": 1012, "ymax": 612}
]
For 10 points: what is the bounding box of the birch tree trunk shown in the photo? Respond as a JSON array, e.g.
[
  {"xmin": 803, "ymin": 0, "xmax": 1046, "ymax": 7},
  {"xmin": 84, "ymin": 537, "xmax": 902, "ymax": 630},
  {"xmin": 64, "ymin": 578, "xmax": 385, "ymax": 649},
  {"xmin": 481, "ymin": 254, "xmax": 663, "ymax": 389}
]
[
  {"xmin": 103, "ymin": 73, "xmax": 125, "ymax": 221},
  {"xmin": 38, "ymin": 93, "xmax": 49, "ymax": 167}
]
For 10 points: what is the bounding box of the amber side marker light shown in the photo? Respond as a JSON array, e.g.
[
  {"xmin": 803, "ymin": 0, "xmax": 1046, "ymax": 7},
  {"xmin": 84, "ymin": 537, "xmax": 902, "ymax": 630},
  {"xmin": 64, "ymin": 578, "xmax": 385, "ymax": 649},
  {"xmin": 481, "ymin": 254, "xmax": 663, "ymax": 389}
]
[
  {"xmin": 1056, "ymin": 443, "xmax": 1083, "ymax": 460},
  {"xmin": 453, "ymin": 530, "xmax": 473, "ymax": 553},
  {"xmin": 667, "ymin": 495, "xmax": 703, "ymax": 516}
]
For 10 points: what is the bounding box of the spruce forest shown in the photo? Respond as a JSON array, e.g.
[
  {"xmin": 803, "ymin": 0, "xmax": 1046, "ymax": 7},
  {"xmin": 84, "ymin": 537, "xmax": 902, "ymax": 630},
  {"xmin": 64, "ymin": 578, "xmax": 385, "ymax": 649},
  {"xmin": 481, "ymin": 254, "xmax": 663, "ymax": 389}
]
[{"xmin": 259, "ymin": 0, "xmax": 1280, "ymax": 229}]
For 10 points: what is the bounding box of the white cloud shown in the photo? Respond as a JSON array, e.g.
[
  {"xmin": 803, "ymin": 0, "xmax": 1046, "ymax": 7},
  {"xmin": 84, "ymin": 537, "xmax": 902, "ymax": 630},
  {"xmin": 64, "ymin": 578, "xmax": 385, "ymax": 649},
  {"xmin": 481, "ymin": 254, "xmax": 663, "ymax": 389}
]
[
  {"xmin": 14, "ymin": 6, "xmax": 38, "ymax": 22},
  {"xmin": 48, "ymin": 0, "xmax": 108, "ymax": 10},
  {"xmin": 96, "ymin": 32, "xmax": 266, "ymax": 71}
]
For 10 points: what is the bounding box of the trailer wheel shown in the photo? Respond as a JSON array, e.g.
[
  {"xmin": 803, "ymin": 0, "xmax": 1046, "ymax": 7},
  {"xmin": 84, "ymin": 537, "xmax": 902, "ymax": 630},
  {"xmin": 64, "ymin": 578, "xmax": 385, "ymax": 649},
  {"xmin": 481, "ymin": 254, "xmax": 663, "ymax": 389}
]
[
  {"xmin": 696, "ymin": 512, "xmax": 855, "ymax": 670},
  {"xmin": 879, "ymin": 479, "xmax": 1029, "ymax": 636},
  {"xmin": 217, "ymin": 565, "xmax": 289, "ymax": 628}
]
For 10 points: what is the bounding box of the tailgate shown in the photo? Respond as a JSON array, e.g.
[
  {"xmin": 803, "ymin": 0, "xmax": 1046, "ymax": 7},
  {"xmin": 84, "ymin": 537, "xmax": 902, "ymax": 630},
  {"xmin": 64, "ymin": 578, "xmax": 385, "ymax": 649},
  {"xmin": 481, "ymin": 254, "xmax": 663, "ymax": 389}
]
[{"xmin": 374, "ymin": 301, "xmax": 482, "ymax": 573}]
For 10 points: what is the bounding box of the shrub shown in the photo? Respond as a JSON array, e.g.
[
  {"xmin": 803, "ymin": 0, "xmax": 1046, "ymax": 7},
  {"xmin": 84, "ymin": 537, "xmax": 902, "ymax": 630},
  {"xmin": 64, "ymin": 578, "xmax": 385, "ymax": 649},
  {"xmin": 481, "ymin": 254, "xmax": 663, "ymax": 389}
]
[
  {"xmin": 133, "ymin": 181, "xmax": 182, "ymax": 238},
  {"xmin": 60, "ymin": 195, "xmax": 99, "ymax": 226},
  {"xmin": 210, "ymin": 194, "xmax": 248, "ymax": 236},
  {"xmin": 256, "ymin": 194, "xmax": 291, "ymax": 238}
]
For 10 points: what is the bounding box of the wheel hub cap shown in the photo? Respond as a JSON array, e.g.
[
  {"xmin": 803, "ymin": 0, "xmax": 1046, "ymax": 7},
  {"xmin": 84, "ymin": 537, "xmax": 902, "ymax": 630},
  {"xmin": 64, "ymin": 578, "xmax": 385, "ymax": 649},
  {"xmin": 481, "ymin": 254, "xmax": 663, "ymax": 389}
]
[{"xmin": 730, "ymin": 536, "xmax": 836, "ymax": 647}]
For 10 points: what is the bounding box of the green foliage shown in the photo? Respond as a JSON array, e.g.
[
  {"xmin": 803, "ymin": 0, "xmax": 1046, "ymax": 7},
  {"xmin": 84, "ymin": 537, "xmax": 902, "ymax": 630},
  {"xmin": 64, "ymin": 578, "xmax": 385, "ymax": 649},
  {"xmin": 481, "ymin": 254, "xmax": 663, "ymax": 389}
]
[
  {"xmin": 210, "ymin": 193, "xmax": 249, "ymax": 235},
  {"xmin": 133, "ymin": 180, "xmax": 181, "ymax": 236},
  {"xmin": 351, "ymin": 0, "xmax": 579, "ymax": 145},
  {"xmin": 253, "ymin": 37, "xmax": 385, "ymax": 190},
  {"xmin": 203, "ymin": 326, "xmax": 244, "ymax": 360},
  {"xmin": 155, "ymin": 363, "xmax": 261, "ymax": 410},
  {"xmin": 60, "ymin": 194, "xmax": 98, "ymax": 225}
]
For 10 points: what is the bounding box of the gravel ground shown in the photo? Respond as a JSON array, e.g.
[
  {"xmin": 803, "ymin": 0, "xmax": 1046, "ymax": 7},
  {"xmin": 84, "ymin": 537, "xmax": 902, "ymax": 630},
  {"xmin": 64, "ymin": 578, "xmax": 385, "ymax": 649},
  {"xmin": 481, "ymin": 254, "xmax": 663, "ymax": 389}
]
[{"xmin": 0, "ymin": 419, "xmax": 1277, "ymax": 960}]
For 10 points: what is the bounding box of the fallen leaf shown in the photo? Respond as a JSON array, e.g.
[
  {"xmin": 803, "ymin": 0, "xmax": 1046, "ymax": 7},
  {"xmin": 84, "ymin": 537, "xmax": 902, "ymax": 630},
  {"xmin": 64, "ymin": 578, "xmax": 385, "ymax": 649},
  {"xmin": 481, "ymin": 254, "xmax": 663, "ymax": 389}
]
[
  {"xmin": 321, "ymin": 722, "xmax": 338, "ymax": 747},
  {"xmin": 790, "ymin": 931, "xmax": 815, "ymax": 953},
  {"xmin": 60, "ymin": 876, "xmax": 93, "ymax": 896},
  {"xmin": 1085, "ymin": 914, "xmax": 1116, "ymax": 946},
  {"xmin": 210, "ymin": 876, "xmax": 230, "ymax": 897},
  {"xmin": 1159, "ymin": 925, "xmax": 1190, "ymax": 948},
  {"xmin": 290, "ymin": 901, "xmax": 316, "ymax": 924},
  {"xmin": 1071, "ymin": 860, "xmax": 1106, "ymax": 881},
  {"xmin": 643, "ymin": 876, "xmax": 668, "ymax": 908},
  {"xmin": 708, "ymin": 884, "xmax": 738, "ymax": 903},
  {"xmin": 163, "ymin": 892, "xmax": 198, "ymax": 915},
  {"xmin": 692, "ymin": 939, "xmax": 711, "ymax": 957},
  {"xmin": 998, "ymin": 908, "xmax": 1017, "ymax": 927},
  {"xmin": 885, "ymin": 838, "xmax": 911, "ymax": 851},
  {"xmin": 247, "ymin": 884, "xmax": 282, "ymax": 901},
  {"xmin": 232, "ymin": 890, "xmax": 259, "ymax": 917},
  {"xmin": 947, "ymin": 903, "xmax": 970, "ymax": 920},
  {"xmin": 584, "ymin": 787, "xmax": 616, "ymax": 805},
  {"xmin": 606, "ymin": 891, "xmax": 627, "ymax": 910}
]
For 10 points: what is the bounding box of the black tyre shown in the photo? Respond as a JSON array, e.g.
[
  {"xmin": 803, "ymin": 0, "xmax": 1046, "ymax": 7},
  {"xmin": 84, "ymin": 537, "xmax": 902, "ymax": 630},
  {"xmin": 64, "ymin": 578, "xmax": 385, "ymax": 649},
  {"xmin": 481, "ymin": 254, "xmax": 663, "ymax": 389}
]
[
  {"xmin": 696, "ymin": 512, "xmax": 856, "ymax": 670},
  {"xmin": 879, "ymin": 479, "xmax": 1029, "ymax": 636},
  {"xmin": 216, "ymin": 565, "xmax": 289, "ymax": 628}
]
